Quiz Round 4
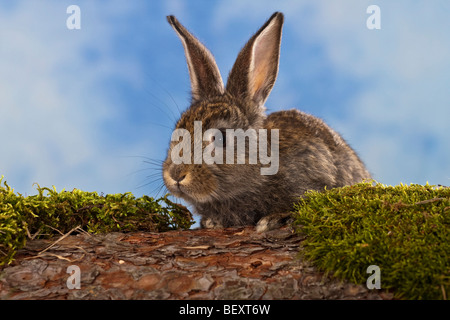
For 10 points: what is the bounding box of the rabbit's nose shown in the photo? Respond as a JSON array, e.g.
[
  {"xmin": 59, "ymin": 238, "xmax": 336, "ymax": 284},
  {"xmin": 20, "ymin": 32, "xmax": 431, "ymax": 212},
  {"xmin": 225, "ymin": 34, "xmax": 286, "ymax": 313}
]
[
  {"xmin": 176, "ymin": 174, "xmax": 186, "ymax": 185},
  {"xmin": 170, "ymin": 166, "xmax": 188, "ymax": 185}
]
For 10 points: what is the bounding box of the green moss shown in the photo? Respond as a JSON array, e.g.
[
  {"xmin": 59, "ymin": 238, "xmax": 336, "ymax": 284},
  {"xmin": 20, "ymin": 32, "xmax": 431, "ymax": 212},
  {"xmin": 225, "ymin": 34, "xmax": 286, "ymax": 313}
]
[
  {"xmin": 293, "ymin": 182, "xmax": 450, "ymax": 300},
  {"xmin": 0, "ymin": 176, "xmax": 194, "ymax": 266}
]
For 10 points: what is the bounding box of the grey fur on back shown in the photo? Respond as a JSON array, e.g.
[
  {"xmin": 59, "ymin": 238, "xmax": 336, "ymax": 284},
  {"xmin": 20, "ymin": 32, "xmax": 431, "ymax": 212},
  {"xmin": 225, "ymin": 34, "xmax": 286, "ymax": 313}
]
[{"xmin": 163, "ymin": 12, "xmax": 371, "ymax": 228}]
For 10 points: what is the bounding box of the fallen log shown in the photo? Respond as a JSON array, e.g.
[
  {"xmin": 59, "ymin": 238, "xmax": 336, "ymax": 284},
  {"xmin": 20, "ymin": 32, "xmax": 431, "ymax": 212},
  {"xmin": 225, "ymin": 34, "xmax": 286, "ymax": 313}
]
[{"xmin": 0, "ymin": 226, "xmax": 390, "ymax": 300}]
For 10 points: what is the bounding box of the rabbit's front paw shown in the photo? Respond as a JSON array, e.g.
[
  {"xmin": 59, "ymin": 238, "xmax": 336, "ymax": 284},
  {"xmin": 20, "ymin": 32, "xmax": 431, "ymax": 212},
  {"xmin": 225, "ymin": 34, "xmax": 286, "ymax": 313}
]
[
  {"xmin": 200, "ymin": 217, "xmax": 224, "ymax": 229},
  {"xmin": 255, "ymin": 212, "xmax": 293, "ymax": 233}
]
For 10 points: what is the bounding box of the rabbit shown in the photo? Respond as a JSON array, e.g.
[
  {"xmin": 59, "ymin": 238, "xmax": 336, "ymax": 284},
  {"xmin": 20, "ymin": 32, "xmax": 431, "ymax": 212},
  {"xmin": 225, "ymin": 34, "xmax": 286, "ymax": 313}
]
[{"xmin": 163, "ymin": 12, "xmax": 371, "ymax": 231}]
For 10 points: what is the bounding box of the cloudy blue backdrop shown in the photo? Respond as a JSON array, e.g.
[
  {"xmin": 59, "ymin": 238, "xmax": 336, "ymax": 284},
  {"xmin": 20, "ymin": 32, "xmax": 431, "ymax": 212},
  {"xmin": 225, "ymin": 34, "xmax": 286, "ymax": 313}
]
[{"xmin": 1, "ymin": 1, "xmax": 449, "ymax": 224}]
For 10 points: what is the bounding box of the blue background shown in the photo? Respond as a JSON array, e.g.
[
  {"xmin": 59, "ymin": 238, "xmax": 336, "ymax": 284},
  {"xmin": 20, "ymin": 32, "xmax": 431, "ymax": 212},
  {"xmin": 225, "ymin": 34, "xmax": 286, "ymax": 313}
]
[{"xmin": 1, "ymin": 1, "xmax": 449, "ymax": 225}]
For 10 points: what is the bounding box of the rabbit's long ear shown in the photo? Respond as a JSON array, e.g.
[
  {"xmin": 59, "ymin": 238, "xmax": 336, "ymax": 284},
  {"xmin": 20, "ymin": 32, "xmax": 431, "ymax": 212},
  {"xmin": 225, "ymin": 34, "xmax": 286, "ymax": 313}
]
[
  {"xmin": 226, "ymin": 12, "xmax": 284, "ymax": 110},
  {"xmin": 167, "ymin": 16, "xmax": 224, "ymax": 102}
]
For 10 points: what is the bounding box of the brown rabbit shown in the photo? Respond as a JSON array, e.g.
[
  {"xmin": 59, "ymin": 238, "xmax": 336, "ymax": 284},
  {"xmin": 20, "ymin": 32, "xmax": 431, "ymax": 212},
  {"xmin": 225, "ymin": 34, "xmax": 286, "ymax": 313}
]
[{"xmin": 163, "ymin": 12, "xmax": 371, "ymax": 230}]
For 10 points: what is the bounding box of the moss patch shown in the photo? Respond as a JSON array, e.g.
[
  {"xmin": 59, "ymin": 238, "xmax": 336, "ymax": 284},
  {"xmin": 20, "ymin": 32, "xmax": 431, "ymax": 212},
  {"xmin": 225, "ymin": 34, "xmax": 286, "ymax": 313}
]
[
  {"xmin": 0, "ymin": 176, "xmax": 194, "ymax": 266},
  {"xmin": 293, "ymin": 182, "xmax": 450, "ymax": 300}
]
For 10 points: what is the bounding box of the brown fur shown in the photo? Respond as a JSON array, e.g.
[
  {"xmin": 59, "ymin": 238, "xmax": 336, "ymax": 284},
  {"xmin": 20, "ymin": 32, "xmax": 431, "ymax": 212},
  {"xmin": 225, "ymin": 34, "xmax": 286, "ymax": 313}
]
[{"xmin": 163, "ymin": 12, "xmax": 371, "ymax": 228}]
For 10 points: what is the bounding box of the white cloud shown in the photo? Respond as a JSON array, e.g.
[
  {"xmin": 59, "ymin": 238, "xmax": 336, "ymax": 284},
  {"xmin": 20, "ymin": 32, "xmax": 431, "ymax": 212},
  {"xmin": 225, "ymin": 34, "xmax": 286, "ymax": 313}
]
[
  {"xmin": 211, "ymin": 0, "xmax": 450, "ymax": 185},
  {"xmin": 0, "ymin": 1, "xmax": 148, "ymax": 194},
  {"xmin": 1, "ymin": 0, "xmax": 449, "ymax": 199}
]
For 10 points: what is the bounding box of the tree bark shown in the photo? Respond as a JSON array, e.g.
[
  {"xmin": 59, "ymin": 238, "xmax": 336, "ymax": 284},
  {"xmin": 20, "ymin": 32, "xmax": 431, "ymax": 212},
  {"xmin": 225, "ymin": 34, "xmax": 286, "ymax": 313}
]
[{"xmin": 0, "ymin": 226, "xmax": 391, "ymax": 299}]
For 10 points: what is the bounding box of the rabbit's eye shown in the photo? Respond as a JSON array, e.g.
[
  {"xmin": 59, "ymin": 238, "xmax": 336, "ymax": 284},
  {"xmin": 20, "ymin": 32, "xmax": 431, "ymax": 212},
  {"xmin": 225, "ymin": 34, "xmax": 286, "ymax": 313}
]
[{"xmin": 211, "ymin": 129, "xmax": 227, "ymax": 148}]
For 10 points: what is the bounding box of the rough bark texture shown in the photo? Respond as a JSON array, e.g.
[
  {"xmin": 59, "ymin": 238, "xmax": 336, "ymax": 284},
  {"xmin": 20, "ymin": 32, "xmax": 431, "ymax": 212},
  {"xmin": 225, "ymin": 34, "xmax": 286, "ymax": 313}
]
[{"xmin": 0, "ymin": 227, "xmax": 392, "ymax": 300}]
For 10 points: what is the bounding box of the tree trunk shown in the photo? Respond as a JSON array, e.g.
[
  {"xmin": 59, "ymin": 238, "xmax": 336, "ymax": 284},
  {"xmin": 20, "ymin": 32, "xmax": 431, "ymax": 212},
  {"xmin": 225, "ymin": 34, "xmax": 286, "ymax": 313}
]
[{"xmin": 0, "ymin": 226, "xmax": 391, "ymax": 299}]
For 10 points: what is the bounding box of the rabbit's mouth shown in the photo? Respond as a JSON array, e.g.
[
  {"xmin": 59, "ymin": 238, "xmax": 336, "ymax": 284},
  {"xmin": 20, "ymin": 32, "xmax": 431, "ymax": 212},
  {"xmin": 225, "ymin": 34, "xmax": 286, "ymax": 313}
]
[{"xmin": 163, "ymin": 167, "xmax": 216, "ymax": 204}]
